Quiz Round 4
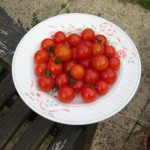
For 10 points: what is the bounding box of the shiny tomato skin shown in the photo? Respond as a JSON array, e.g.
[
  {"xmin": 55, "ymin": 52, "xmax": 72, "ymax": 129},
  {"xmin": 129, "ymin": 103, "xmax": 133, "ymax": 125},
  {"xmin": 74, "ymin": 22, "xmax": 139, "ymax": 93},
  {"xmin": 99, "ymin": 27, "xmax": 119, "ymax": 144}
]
[
  {"xmin": 71, "ymin": 47, "xmax": 78, "ymax": 60},
  {"xmin": 35, "ymin": 62, "xmax": 47, "ymax": 76},
  {"xmin": 95, "ymin": 80, "xmax": 109, "ymax": 95},
  {"xmin": 81, "ymin": 87, "xmax": 97, "ymax": 103},
  {"xmin": 67, "ymin": 34, "xmax": 81, "ymax": 46},
  {"xmin": 81, "ymin": 41, "xmax": 92, "ymax": 49},
  {"xmin": 79, "ymin": 58, "xmax": 92, "ymax": 68},
  {"xmin": 105, "ymin": 46, "xmax": 116, "ymax": 58},
  {"xmin": 95, "ymin": 34, "xmax": 107, "ymax": 46},
  {"xmin": 38, "ymin": 76, "xmax": 54, "ymax": 92},
  {"xmin": 63, "ymin": 60, "xmax": 77, "ymax": 73},
  {"xmin": 55, "ymin": 73, "xmax": 69, "ymax": 87},
  {"xmin": 92, "ymin": 55, "xmax": 108, "ymax": 71},
  {"xmin": 70, "ymin": 64, "xmax": 85, "ymax": 79},
  {"xmin": 71, "ymin": 79, "xmax": 84, "ymax": 92},
  {"xmin": 58, "ymin": 86, "xmax": 75, "ymax": 103},
  {"xmin": 100, "ymin": 67, "xmax": 117, "ymax": 84},
  {"xmin": 47, "ymin": 57, "xmax": 62, "ymax": 75},
  {"xmin": 92, "ymin": 42, "xmax": 104, "ymax": 56},
  {"xmin": 76, "ymin": 45, "xmax": 92, "ymax": 60},
  {"xmin": 55, "ymin": 45, "xmax": 72, "ymax": 62},
  {"xmin": 83, "ymin": 68, "xmax": 99, "ymax": 84},
  {"xmin": 81, "ymin": 28, "xmax": 95, "ymax": 41},
  {"xmin": 109, "ymin": 56, "xmax": 120, "ymax": 70},
  {"xmin": 53, "ymin": 31, "xmax": 66, "ymax": 44},
  {"xmin": 41, "ymin": 38, "xmax": 54, "ymax": 50},
  {"xmin": 34, "ymin": 50, "xmax": 50, "ymax": 64}
]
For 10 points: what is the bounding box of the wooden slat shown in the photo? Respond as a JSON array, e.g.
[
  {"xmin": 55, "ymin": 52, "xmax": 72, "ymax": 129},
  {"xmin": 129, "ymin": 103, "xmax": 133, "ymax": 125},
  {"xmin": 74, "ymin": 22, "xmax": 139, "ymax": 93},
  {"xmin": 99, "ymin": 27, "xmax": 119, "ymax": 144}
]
[
  {"xmin": 13, "ymin": 116, "xmax": 54, "ymax": 150},
  {"xmin": 0, "ymin": 7, "xmax": 26, "ymax": 69},
  {"xmin": 0, "ymin": 73, "xmax": 16, "ymax": 110},
  {"xmin": 0, "ymin": 98, "xmax": 31, "ymax": 149},
  {"xmin": 48, "ymin": 125, "xmax": 83, "ymax": 150}
]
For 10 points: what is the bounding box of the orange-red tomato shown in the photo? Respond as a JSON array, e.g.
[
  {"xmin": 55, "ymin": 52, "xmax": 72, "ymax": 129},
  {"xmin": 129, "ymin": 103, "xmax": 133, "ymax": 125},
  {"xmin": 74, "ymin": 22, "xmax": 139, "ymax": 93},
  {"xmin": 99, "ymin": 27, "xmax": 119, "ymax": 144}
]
[
  {"xmin": 55, "ymin": 45, "xmax": 72, "ymax": 62},
  {"xmin": 70, "ymin": 64, "xmax": 85, "ymax": 79},
  {"xmin": 92, "ymin": 42, "xmax": 104, "ymax": 56}
]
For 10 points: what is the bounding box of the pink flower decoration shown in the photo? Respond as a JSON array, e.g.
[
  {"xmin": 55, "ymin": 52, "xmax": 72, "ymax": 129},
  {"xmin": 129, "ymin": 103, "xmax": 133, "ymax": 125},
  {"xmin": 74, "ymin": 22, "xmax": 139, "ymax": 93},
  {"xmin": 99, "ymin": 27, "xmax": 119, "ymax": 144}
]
[{"xmin": 117, "ymin": 49, "xmax": 127, "ymax": 59}]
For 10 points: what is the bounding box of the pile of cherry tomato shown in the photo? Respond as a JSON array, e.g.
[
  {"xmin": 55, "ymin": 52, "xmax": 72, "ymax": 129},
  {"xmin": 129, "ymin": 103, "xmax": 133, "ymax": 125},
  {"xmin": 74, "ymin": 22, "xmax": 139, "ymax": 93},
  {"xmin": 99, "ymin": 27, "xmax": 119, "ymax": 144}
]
[{"xmin": 34, "ymin": 28, "xmax": 120, "ymax": 103}]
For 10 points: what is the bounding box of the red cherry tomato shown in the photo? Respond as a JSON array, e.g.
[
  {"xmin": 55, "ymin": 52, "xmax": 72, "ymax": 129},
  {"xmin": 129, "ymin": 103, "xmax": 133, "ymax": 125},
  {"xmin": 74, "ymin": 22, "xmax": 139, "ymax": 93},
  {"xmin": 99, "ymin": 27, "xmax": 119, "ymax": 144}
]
[
  {"xmin": 81, "ymin": 41, "xmax": 92, "ymax": 49},
  {"xmin": 81, "ymin": 87, "xmax": 97, "ymax": 103},
  {"xmin": 53, "ymin": 31, "xmax": 66, "ymax": 44},
  {"xmin": 63, "ymin": 60, "xmax": 77, "ymax": 73},
  {"xmin": 71, "ymin": 79, "xmax": 84, "ymax": 92},
  {"xmin": 67, "ymin": 34, "xmax": 81, "ymax": 46},
  {"xmin": 38, "ymin": 76, "xmax": 54, "ymax": 92},
  {"xmin": 109, "ymin": 56, "xmax": 120, "ymax": 70},
  {"xmin": 70, "ymin": 64, "xmax": 85, "ymax": 79},
  {"xmin": 47, "ymin": 57, "xmax": 62, "ymax": 75},
  {"xmin": 35, "ymin": 62, "xmax": 47, "ymax": 76},
  {"xmin": 55, "ymin": 73, "xmax": 69, "ymax": 87},
  {"xmin": 34, "ymin": 50, "xmax": 50, "ymax": 64},
  {"xmin": 79, "ymin": 58, "xmax": 91, "ymax": 68},
  {"xmin": 95, "ymin": 80, "xmax": 109, "ymax": 95},
  {"xmin": 41, "ymin": 38, "xmax": 54, "ymax": 51},
  {"xmin": 95, "ymin": 34, "xmax": 107, "ymax": 46},
  {"xmin": 55, "ymin": 45, "xmax": 72, "ymax": 62},
  {"xmin": 81, "ymin": 28, "xmax": 95, "ymax": 41},
  {"xmin": 92, "ymin": 55, "xmax": 108, "ymax": 71},
  {"xmin": 105, "ymin": 46, "xmax": 116, "ymax": 58},
  {"xmin": 76, "ymin": 45, "xmax": 91, "ymax": 60},
  {"xmin": 100, "ymin": 67, "xmax": 117, "ymax": 84},
  {"xmin": 58, "ymin": 86, "xmax": 75, "ymax": 103},
  {"xmin": 83, "ymin": 68, "xmax": 99, "ymax": 84},
  {"xmin": 92, "ymin": 42, "xmax": 104, "ymax": 56}
]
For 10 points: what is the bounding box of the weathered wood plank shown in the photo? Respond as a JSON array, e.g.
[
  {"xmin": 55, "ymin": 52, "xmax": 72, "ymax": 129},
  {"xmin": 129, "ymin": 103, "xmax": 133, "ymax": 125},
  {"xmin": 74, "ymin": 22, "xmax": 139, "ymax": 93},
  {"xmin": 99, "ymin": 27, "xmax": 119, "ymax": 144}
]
[
  {"xmin": 13, "ymin": 116, "xmax": 54, "ymax": 150},
  {"xmin": 0, "ymin": 7, "xmax": 26, "ymax": 69},
  {"xmin": 48, "ymin": 125, "xmax": 83, "ymax": 150},
  {"xmin": 0, "ymin": 98, "xmax": 31, "ymax": 149},
  {"xmin": 0, "ymin": 73, "xmax": 16, "ymax": 110}
]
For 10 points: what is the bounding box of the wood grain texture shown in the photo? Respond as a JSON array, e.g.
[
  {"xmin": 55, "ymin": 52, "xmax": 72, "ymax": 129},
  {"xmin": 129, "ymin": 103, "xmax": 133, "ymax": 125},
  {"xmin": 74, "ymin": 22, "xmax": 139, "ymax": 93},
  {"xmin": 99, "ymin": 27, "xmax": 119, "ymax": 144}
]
[
  {"xmin": 48, "ymin": 125, "xmax": 83, "ymax": 150},
  {"xmin": 0, "ymin": 98, "xmax": 31, "ymax": 149},
  {"xmin": 0, "ymin": 73, "xmax": 16, "ymax": 110},
  {"xmin": 13, "ymin": 116, "xmax": 54, "ymax": 150},
  {"xmin": 0, "ymin": 7, "xmax": 26, "ymax": 69}
]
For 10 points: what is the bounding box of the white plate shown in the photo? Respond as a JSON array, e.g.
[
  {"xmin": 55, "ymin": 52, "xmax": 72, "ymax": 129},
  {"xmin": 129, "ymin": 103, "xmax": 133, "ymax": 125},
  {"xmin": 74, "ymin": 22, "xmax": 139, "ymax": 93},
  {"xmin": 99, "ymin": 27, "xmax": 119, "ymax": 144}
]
[{"xmin": 12, "ymin": 13, "xmax": 141, "ymax": 125}]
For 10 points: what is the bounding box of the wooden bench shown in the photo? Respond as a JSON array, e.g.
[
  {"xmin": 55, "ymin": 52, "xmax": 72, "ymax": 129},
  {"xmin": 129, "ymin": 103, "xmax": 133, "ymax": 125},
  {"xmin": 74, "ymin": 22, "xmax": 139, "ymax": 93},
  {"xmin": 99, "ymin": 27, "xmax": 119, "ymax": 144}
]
[{"xmin": 0, "ymin": 7, "xmax": 97, "ymax": 150}]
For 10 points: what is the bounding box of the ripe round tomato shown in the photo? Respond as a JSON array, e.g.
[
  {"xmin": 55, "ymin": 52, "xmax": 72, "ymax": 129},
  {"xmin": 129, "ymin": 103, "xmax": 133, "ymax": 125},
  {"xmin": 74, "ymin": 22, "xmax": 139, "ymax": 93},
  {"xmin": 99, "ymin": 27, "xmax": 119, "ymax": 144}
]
[
  {"xmin": 95, "ymin": 80, "xmax": 109, "ymax": 95},
  {"xmin": 55, "ymin": 73, "xmax": 69, "ymax": 87},
  {"xmin": 109, "ymin": 56, "xmax": 120, "ymax": 70},
  {"xmin": 41, "ymin": 38, "xmax": 54, "ymax": 51},
  {"xmin": 81, "ymin": 87, "xmax": 97, "ymax": 103},
  {"xmin": 70, "ymin": 64, "xmax": 85, "ymax": 79},
  {"xmin": 55, "ymin": 45, "xmax": 72, "ymax": 62},
  {"xmin": 67, "ymin": 34, "xmax": 81, "ymax": 46},
  {"xmin": 38, "ymin": 76, "xmax": 54, "ymax": 92},
  {"xmin": 35, "ymin": 62, "xmax": 47, "ymax": 76},
  {"xmin": 58, "ymin": 86, "xmax": 75, "ymax": 103},
  {"xmin": 92, "ymin": 42, "xmax": 104, "ymax": 56},
  {"xmin": 76, "ymin": 45, "xmax": 91, "ymax": 60},
  {"xmin": 95, "ymin": 35, "xmax": 107, "ymax": 46},
  {"xmin": 34, "ymin": 50, "xmax": 50, "ymax": 64},
  {"xmin": 83, "ymin": 68, "xmax": 99, "ymax": 84},
  {"xmin": 81, "ymin": 28, "xmax": 95, "ymax": 41},
  {"xmin": 92, "ymin": 55, "xmax": 108, "ymax": 71},
  {"xmin": 53, "ymin": 31, "xmax": 66, "ymax": 44},
  {"xmin": 105, "ymin": 46, "xmax": 116, "ymax": 58},
  {"xmin": 100, "ymin": 67, "xmax": 117, "ymax": 84},
  {"xmin": 79, "ymin": 58, "xmax": 91, "ymax": 68},
  {"xmin": 71, "ymin": 79, "xmax": 84, "ymax": 92},
  {"xmin": 47, "ymin": 57, "xmax": 62, "ymax": 75},
  {"xmin": 63, "ymin": 60, "xmax": 77, "ymax": 73}
]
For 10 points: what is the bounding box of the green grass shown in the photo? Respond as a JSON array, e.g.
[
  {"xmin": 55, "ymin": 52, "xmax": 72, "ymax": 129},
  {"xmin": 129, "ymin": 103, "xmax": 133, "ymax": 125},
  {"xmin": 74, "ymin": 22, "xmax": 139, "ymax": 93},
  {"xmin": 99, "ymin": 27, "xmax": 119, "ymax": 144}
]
[{"xmin": 120, "ymin": 0, "xmax": 150, "ymax": 10}]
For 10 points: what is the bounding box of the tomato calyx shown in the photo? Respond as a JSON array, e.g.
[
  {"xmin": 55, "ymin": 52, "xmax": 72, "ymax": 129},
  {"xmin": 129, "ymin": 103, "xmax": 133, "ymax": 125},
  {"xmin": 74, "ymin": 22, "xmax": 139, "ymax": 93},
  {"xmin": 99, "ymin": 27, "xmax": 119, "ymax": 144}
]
[
  {"xmin": 96, "ymin": 39, "xmax": 102, "ymax": 43},
  {"xmin": 70, "ymin": 78, "xmax": 76, "ymax": 85},
  {"xmin": 44, "ymin": 71, "xmax": 51, "ymax": 77},
  {"xmin": 54, "ymin": 57, "xmax": 62, "ymax": 64},
  {"xmin": 104, "ymin": 53, "xmax": 110, "ymax": 59},
  {"xmin": 52, "ymin": 85, "xmax": 59, "ymax": 92},
  {"xmin": 48, "ymin": 45, "xmax": 55, "ymax": 51}
]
